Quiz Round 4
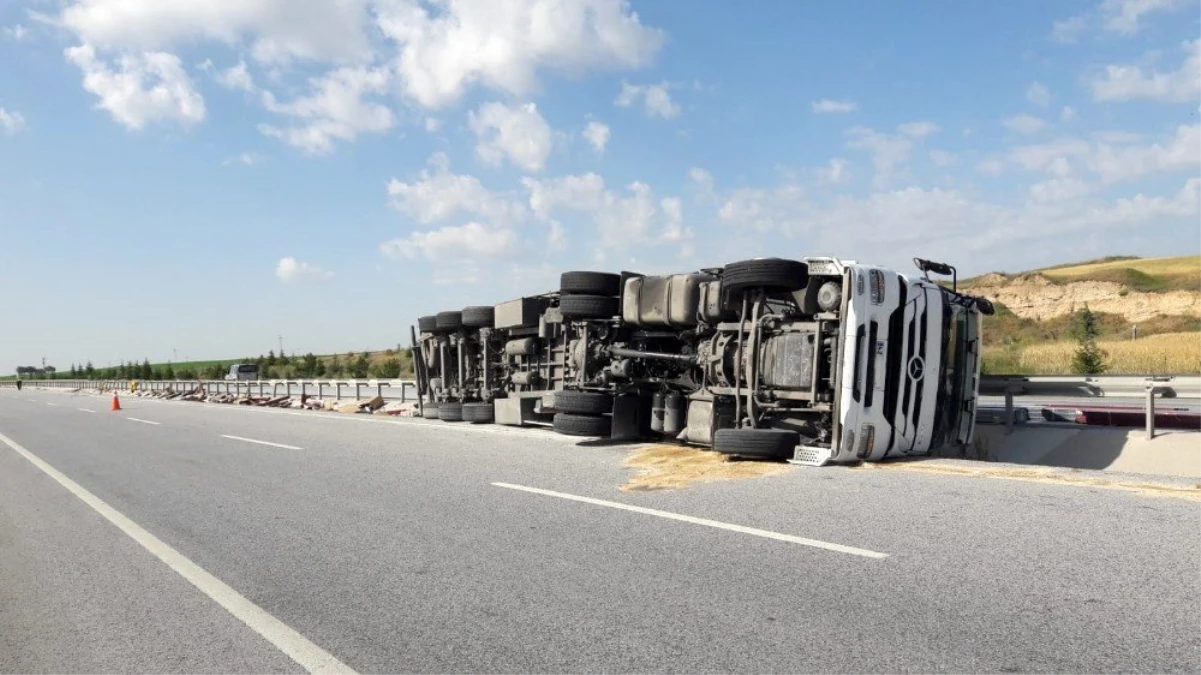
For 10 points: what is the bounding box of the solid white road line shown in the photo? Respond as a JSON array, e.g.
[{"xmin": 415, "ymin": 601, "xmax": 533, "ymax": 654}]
[
  {"xmin": 126, "ymin": 418, "xmax": 161, "ymax": 425},
  {"xmin": 78, "ymin": 408, "xmax": 96, "ymax": 413},
  {"xmin": 0, "ymin": 430, "xmax": 355, "ymax": 675},
  {"xmin": 220, "ymin": 435, "xmax": 302, "ymax": 451},
  {"xmin": 492, "ymin": 482, "xmax": 889, "ymax": 560},
  {"xmin": 46, "ymin": 403, "xmax": 60, "ymax": 407}
]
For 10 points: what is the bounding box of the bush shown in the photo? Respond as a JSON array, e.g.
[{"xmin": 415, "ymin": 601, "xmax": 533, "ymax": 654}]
[{"xmin": 1070, "ymin": 305, "xmax": 1107, "ymax": 374}]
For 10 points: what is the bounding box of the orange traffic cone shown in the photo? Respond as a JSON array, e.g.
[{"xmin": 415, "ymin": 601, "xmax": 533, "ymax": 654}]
[{"xmin": 111, "ymin": 391, "xmax": 122, "ymax": 411}]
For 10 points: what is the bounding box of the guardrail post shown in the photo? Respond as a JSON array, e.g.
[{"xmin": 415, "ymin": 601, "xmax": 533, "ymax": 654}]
[
  {"xmin": 335, "ymin": 382, "xmax": 341, "ymax": 400},
  {"xmin": 1146, "ymin": 386, "xmax": 1156, "ymax": 440},
  {"xmin": 355, "ymin": 381, "xmax": 362, "ymax": 400},
  {"xmin": 377, "ymin": 382, "xmax": 383, "ymax": 398},
  {"xmin": 1004, "ymin": 388, "xmax": 1015, "ymax": 435}
]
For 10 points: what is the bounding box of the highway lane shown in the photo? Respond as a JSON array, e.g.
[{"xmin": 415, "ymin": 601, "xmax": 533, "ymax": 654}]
[{"xmin": 2, "ymin": 388, "xmax": 1199, "ymax": 673}]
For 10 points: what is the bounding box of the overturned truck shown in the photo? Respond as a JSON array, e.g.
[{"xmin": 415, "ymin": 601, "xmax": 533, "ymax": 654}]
[{"xmin": 413, "ymin": 256, "xmax": 995, "ymax": 465}]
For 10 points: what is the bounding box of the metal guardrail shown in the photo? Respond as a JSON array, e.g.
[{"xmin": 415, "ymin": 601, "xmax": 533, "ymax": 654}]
[
  {"xmin": 979, "ymin": 375, "xmax": 1201, "ymax": 399},
  {"xmin": 1, "ymin": 378, "xmax": 420, "ymax": 402},
  {"xmin": 977, "ymin": 375, "xmax": 1200, "ymax": 439}
]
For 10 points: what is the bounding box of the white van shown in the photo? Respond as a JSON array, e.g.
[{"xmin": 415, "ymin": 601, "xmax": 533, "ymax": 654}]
[{"xmin": 224, "ymin": 363, "xmax": 260, "ymax": 381}]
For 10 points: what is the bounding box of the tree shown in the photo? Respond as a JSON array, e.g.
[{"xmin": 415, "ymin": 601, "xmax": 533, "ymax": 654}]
[
  {"xmin": 164, "ymin": 364, "xmax": 176, "ymax": 380},
  {"xmin": 70, "ymin": 364, "xmax": 77, "ymax": 378},
  {"xmin": 142, "ymin": 359, "xmax": 153, "ymax": 379},
  {"xmin": 371, "ymin": 358, "xmax": 402, "ymax": 378},
  {"xmin": 297, "ymin": 352, "xmax": 318, "ymax": 377},
  {"xmin": 85, "ymin": 361, "xmax": 95, "ymax": 379},
  {"xmin": 327, "ymin": 354, "xmax": 342, "ymax": 377},
  {"xmin": 314, "ymin": 360, "xmax": 327, "ymax": 377},
  {"xmin": 279, "ymin": 352, "xmax": 290, "ymax": 366},
  {"xmin": 351, "ymin": 353, "xmax": 370, "ymax": 378},
  {"xmin": 266, "ymin": 350, "xmax": 277, "ymax": 366},
  {"xmin": 1070, "ymin": 305, "xmax": 1107, "ymax": 375}
]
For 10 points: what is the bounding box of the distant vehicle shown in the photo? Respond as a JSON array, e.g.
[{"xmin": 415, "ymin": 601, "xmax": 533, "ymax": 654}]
[{"xmin": 224, "ymin": 363, "xmax": 259, "ymax": 381}]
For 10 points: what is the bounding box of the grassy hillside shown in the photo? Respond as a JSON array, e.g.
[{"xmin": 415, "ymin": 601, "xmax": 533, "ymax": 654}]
[
  {"xmin": 976, "ymin": 254, "xmax": 1200, "ymax": 374},
  {"xmin": 965, "ymin": 255, "xmax": 1201, "ymax": 293}
]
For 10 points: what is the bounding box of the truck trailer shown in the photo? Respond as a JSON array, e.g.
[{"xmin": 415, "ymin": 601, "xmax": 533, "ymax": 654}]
[{"xmin": 412, "ymin": 256, "xmax": 994, "ymax": 465}]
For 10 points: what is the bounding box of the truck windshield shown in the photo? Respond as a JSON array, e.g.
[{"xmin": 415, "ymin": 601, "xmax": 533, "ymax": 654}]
[{"xmin": 931, "ymin": 297, "xmax": 968, "ymax": 448}]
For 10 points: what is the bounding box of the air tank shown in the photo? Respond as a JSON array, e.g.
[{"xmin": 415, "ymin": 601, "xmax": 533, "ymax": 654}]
[
  {"xmin": 663, "ymin": 391, "xmax": 686, "ymax": 435},
  {"xmin": 651, "ymin": 391, "xmax": 666, "ymax": 433}
]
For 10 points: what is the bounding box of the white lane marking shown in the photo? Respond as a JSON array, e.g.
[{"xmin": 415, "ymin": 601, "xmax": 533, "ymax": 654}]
[
  {"xmin": 46, "ymin": 403, "xmax": 60, "ymax": 407},
  {"xmin": 220, "ymin": 435, "xmax": 302, "ymax": 451},
  {"xmin": 0, "ymin": 430, "xmax": 355, "ymax": 674},
  {"xmin": 126, "ymin": 417, "xmax": 161, "ymax": 426},
  {"xmin": 492, "ymin": 482, "xmax": 889, "ymax": 560},
  {"xmin": 78, "ymin": 408, "xmax": 96, "ymax": 414},
  {"xmin": 27, "ymin": 399, "xmax": 39, "ymax": 403}
]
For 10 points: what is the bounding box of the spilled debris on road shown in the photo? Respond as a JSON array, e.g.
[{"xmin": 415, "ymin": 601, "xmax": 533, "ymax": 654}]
[{"xmin": 620, "ymin": 444, "xmax": 795, "ymax": 492}]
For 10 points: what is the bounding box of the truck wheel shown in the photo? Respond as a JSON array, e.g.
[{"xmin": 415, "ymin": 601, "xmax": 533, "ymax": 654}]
[
  {"xmin": 554, "ymin": 390, "xmax": 613, "ymax": 415},
  {"xmin": 559, "ymin": 294, "xmax": 618, "ymax": 320},
  {"xmin": 713, "ymin": 428, "xmax": 799, "ymax": 460},
  {"xmin": 439, "ymin": 401, "xmax": 464, "ymax": 422},
  {"xmin": 417, "ymin": 315, "xmax": 438, "ymax": 333},
  {"xmin": 560, "ymin": 271, "xmax": 621, "ymax": 296},
  {"xmin": 721, "ymin": 258, "xmax": 808, "ymax": 295},
  {"xmin": 553, "ymin": 413, "xmax": 611, "ymax": 437},
  {"xmin": 435, "ymin": 311, "xmax": 463, "ymax": 331},
  {"xmin": 422, "ymin": 403, "xmax": 440, "ymax": 419},
  {"xmin": 462, "ymin": 402, "xmax": 494, "ymax": 423},
  {"xmin": 462, "ymin": 306, "xmax": 495, "ymax": 328}
]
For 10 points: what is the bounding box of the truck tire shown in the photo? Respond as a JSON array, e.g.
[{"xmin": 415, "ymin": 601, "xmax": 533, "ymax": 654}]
[
  {"xmin": 462, "ymin": 305, "xmax": 495, "ymax": 327},
  {"xmin": 435, "ymin": 310, "xmax": 463, "ymax": 331},
  {"xmin": 554, "ymin": 390, "xmax": 613, "ymax": 415},
  {"xmin": 553, "ymin": 413, "xmax": 611, "ymax": 437},
  {"xmin": 560, "ymin": 271, "xmax": 621, "ymax": 296},
  {"xmin": 422, "ymin": 403, "xmax": 440, "ymax": 419},
  {"xmin": 559, "ymin": 294, "xmax": 618, "ymax": 320},
  {"xmin": 713, "ymin": 428, "xmax": 799, "ymax": 460},
  {"xmin": 462, "ymin": 402, "xmax": 494, "ymax": 423},
  {"xmin": 417, "ymin": 315, "xmax": 438, "ymax": 333},
  {"xmin": 721, "ymin": 258, "xmax": 808, "ymax": 295},
  {"xmin": 439, "ymin": 401, "xmax": 464, "ymax": 422}
]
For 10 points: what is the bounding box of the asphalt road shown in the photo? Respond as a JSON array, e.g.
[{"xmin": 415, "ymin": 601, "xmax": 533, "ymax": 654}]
[{"xmin": 1, "ymin": 388, "xmax": 1198, "ymax": 673}]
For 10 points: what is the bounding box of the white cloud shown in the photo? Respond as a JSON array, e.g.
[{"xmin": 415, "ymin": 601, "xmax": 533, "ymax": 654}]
[
  {"xmin": 3, "ymin": 24, "xmax": 27, "ymax": 41},
  {"xmin": 615, "ymin": 81, "xmax": 680, "ymax": 119},
  {"xmin": 423, "ymin": 117, "xmax": 441, "ymax": 132},
  {"xmin": 65, "ymin": 44, "xmax": 205, "ymax": 130},
  {"xmin": 387, "ymin": 152, "xmax": 526, "ymax": 225},
  {"xmin": 1029, "ymin": 177, "xmax": 1092, "ymax": 203},
  {"xmin": 1051, "ymin": 15, "xmax": 1087, "ymax": 43},
  {"xmin": 222, "ymin": 152, "xmax": 263, "ymax": 166},
  {"xmin": 276, "ymin": 256, "xmax": 333, "ymax": 282},
  {"xmin": 1026, "ymin": 82, "xmax": 1051, "ymax": 107},
  {"xmin": 259, "ymin": 66, "xmax": 393, "ymax": 155},
  {"xmin": 1091, "ymin": 38, "xmax": 1200, "ymax": 102},
  {"xmin": 929, "ymin": 150, "xmax": 957, "ymax": 167},
  {"xmin": 811, "ymin": 99, "xmax": 858, "ymax": 114},
  {"xmin": 0, "ymin": 107, "xmax": 26, "ymax": 135},
  {"xmin": 1002, "ymin": 113, "xmax": 1047, "ymax": 135},
  {"xmin": 59, "ymin": 0, "xmax": 375, "ymax": 64},
  {"xmin": 976, "ymin": 158, "xmax": 1006, "ymax": 176},
  {"xmin": 58, "ymin": 0, "xmax": 665, "ymax": 113},
  {"xmin": 898, "ymin": 121, "xmax": 940, "ymax": 139},
  {"xmin": 582, "ymin": 120, "xmax": 610, "ymax": 154},
  {"xmin": 468, "ymin": 101, "xmax": 554, "ymax": 172},
  {"xmin": 380, "ymin": 221, "xmax": 518, "ymax": 262},
  {"xmin": 845, "ymin": 123, "xmax": 937, "ymax": 187},
  {"xmin": 1060, "ymin": 106, "xmax": 1077, "ymax": 122},
  {"xmin": 378, "ymin": 0, "xmax": 665, "ymax": 109},
  {"xmin": 1101, "ymin": 0, "xmax": 1188, "ymax": 34},
  {"xmin": 1088, "ymin": 123, "xmax": 1200, "ymax": 184},
  {"xmin": 818, "ymin": 157, "xmax": 852, "ymax": 183},
  {"xmin": 689, "ymin": 167, "xmax": 715, "ymax": 196},
  {"xmin": 216, "ymin": 61, "xmax": 254, "ymax": 92},
  {"xmin": 523, "ymin": 173, "xmax": 673, "ymax": 247}
]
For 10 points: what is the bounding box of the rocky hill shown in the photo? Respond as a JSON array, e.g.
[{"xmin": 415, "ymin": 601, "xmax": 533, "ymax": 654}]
[{"xmin": 962, "ymin": 255, "xmax": 1200, "ymax": 374}]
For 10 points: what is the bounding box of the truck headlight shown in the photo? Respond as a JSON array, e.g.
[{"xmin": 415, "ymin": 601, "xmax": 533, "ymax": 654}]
[
  {"xmin": 857, "ymin": 423, "xmax": 876, "ymax": 459},
  {"xmin": 869, "ymin": 270, "xmax": 885, "ymax": 305}
]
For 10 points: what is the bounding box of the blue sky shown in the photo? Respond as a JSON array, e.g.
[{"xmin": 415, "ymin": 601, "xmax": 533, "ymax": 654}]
[{"xmin": 1, "ymin": 0, "xmax": 1198, "ymax": 373}]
